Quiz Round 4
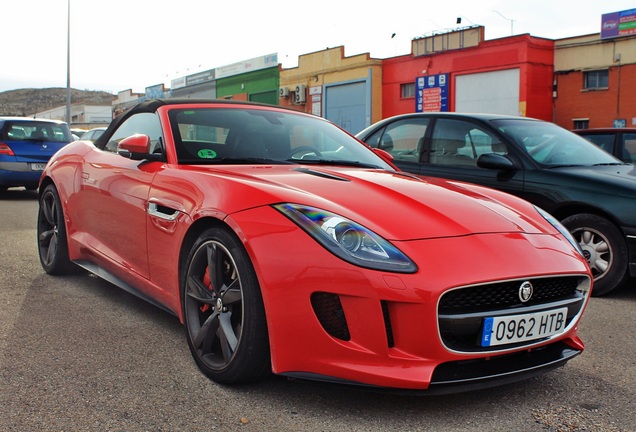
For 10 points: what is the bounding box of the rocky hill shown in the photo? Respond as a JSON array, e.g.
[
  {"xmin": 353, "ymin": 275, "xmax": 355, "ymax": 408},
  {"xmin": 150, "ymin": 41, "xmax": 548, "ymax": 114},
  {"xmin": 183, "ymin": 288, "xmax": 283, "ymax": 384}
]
[{"xmin": 0, "ymin": 88, "xmax": 116, "ymax": 117}]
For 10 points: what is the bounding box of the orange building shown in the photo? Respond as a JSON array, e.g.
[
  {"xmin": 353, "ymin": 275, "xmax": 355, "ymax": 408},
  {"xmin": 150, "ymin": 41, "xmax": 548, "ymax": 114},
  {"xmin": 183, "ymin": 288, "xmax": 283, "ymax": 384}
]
[{"xmin": 279, "ymin": 47, "xmax": 383, "ymax": 134}]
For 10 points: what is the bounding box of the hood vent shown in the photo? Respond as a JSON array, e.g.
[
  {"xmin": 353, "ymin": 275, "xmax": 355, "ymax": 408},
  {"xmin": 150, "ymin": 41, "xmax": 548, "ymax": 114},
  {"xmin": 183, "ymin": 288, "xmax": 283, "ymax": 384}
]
[{"xmin": 293, "ymin": 167, "xmax": 350, "ymax": 181}]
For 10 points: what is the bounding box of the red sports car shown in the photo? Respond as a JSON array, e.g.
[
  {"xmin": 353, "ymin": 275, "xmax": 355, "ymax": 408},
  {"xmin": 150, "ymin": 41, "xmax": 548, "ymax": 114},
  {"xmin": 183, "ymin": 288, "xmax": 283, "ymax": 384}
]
[{"xmin": 37, "ymin": 99, "xmax": 592, "ymax": 393}]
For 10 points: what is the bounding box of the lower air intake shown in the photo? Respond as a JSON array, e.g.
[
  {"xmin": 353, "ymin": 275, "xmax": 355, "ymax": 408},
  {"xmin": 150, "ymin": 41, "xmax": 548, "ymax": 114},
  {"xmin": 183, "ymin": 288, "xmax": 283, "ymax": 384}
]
[{"xmin": 311, "ymin": 292, "xmax": 350, "ymax": 341}]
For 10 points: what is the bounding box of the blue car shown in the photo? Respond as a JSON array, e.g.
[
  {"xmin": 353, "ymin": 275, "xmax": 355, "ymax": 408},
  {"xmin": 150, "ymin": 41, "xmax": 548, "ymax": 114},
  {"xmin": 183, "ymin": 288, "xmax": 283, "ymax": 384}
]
[{"xmin": 0, "ymin": 117, "xmax": 73, "ymax": 191}]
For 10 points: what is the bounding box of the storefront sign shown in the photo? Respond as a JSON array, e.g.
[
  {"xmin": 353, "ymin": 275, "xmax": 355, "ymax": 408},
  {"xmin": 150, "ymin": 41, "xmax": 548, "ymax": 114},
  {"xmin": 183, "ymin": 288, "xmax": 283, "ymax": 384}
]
[
  {"xmin": 416, "ymin": 73, "xmax": 449, "ymax": 112},
  {"xmin": 601, "ymin": 8, "xmax": 636, "ymax": 39}
]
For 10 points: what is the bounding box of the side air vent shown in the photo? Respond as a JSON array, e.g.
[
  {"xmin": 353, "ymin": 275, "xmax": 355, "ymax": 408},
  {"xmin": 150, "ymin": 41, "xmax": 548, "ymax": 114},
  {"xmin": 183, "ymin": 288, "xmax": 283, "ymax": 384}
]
[
  {"xmin": 381, "ymin": 300, "xmax": 395, "ymax": 348},
  {"xmin": 311, "ymin": 292, "xmax": 350, "ymax": 341}
]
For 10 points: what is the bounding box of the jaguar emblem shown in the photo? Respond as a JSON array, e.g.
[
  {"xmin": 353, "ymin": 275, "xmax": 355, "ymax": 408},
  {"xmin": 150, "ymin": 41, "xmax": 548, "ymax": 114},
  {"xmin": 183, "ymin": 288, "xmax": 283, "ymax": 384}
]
[{"xmin": 519, "ymin": 281, "xmax": 533, "ymax": 303}]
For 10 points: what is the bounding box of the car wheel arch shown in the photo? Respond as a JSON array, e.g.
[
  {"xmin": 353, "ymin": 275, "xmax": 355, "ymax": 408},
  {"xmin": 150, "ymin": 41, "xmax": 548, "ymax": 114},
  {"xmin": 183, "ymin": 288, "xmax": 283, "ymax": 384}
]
[
  {"xmin": 555, "ymin": 209, "xmax": 629, "ymax": 296},
  {"xmin": 177, "ymin": 216, "xmax": 265, "ymax": 305},
  {"xmin": 38, "ymin": 176, "xmax": 54, "ymax": 196},
  {"xmin": 550, "ymin": 204, "xmax": 624, "ymax": 233},
  {"xmin": 178, "ymin": 218, "xmax": 231, "ymax": 292}
]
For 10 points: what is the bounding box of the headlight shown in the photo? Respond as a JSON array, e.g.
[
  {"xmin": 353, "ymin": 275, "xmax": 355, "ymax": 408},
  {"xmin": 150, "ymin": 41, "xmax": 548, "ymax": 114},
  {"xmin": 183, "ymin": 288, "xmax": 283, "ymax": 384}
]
[
  {"xmin": 534, "ymin": 206, "xmax": 584, "ymax": 256},
  {"xmin": 274, "ymin": 203, "xmax": 417, "ymax": 273}
]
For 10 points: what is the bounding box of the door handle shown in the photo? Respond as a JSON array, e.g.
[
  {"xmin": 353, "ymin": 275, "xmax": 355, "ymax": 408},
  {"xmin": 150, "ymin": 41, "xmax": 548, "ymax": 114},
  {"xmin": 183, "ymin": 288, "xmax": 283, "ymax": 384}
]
[{"xmin": 147, "ymin": 202, "xmax": 180, "ymax": 221}]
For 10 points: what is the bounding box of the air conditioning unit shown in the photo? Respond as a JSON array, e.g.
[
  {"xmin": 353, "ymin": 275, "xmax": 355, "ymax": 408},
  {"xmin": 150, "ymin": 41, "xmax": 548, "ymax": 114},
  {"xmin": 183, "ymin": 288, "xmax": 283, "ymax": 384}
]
[
  {"xmin": 294, "ymin": 85, "xmax": 307, "ymax": 104},
  {"xmin": 279, "ymin": 87, "xmax": 289, "ymax": 98}
]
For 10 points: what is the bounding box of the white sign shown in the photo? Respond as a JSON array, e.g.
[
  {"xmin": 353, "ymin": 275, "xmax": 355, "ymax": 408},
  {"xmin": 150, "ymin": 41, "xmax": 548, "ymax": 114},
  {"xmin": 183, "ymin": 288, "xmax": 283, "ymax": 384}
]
[
  {"xmin": 216, "ymin": 53, "xmax": 278, "ymax": 79},
  {"xmin": 311, "ymin": 95, "xmax": 321, "ymax": 116}
]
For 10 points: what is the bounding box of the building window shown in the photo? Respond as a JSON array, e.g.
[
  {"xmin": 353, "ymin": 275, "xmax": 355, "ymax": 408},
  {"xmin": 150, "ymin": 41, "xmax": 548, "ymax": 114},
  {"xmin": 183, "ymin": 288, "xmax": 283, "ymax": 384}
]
[
  {"xmin": 401, "ymin": 82, "xmax": 415, "ymax": 98},
  {"xmin": 583, "ymin": 70, "xmax": 608, "ymax": 89},
  {"xmin": 573, "ymin": 119, "xmax": 589, "ymax": 130}
]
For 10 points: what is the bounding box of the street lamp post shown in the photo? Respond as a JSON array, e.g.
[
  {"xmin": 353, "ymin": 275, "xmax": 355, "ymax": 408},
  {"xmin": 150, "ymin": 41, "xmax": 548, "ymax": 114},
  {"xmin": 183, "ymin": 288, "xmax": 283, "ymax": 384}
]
[{"xmin": 66, "ymin": 0, "xmax": 71, "ymax": 124}]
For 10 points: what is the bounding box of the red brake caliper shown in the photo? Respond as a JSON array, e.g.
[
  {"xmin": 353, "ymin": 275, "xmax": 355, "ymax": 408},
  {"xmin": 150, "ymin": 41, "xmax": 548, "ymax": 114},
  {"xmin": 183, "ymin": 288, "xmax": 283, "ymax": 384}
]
[{"xmin": 200, "ymin": 266, "xmax": 213, "ymax": 312}]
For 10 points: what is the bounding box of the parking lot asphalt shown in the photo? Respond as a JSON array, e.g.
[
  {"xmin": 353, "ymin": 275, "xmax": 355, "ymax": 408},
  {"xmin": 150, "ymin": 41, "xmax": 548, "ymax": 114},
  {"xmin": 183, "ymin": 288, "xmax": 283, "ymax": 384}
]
[{"xmin": 1, "ymin": 189, "xmax": 635, "ymax": 432}]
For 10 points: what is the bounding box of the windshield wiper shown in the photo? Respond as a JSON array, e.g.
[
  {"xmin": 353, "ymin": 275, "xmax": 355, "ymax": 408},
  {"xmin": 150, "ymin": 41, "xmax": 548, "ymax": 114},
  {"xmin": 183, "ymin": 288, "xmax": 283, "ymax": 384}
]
[
  {"xmin": 545, "ymin": 164, "xmax": 586, "ymax": 168},
  {"xmin": 289, "ymin": 159, "xmax": 382, "ymax": 169},
  {"xmin": 547, "ymin": 162, "xmax": 626, "ymax": 168}
]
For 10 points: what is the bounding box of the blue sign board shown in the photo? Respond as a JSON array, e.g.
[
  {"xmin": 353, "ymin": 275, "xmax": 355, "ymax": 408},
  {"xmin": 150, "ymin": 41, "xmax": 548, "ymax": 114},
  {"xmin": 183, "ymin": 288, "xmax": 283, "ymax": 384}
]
[
  {"xmin": 614, "ymin": 119, "xmax": 627, "ymax": 128},
  {"xmin": 601, "ymin": 8, "xmax": 636, "ymax": 39},
  {"xmin": 416, "ymin": 73, "xmax": 449, "ymax": 112}
]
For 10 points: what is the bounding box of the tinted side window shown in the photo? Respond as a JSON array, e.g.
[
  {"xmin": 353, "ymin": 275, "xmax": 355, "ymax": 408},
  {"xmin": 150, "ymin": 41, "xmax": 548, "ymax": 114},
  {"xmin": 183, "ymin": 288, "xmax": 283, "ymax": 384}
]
[
  {"xmin": 430, "ymin": 119, "xmax": 503, "ymax": 166},
  {"xmin": 366, "ymin": 118, "xmax": 429, "ymax": 163},
  {"xmin": 624, "ymin": 133, "xmax": 636, "ymax": 164},
  {"xmin": 105, "ymin": 113, "xmax": 163, "ymax": 153},
  {"xmin": 579, "ymin": 134, "xmax": 614, "ymax": 153}
]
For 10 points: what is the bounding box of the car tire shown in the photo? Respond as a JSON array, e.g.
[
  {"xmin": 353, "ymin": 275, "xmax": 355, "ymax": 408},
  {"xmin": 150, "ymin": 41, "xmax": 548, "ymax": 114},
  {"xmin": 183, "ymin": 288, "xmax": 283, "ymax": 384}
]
[
  {"xmin": 37, "ymin": 184, "xmax": 78, "ymax": 275},
  {"xmin": 561, "ymin": 213, "xmax": 628, "ymax": 296},
  {"xmin": 182, "ymin": 227, "xmax": 270, "ymax": 384}
]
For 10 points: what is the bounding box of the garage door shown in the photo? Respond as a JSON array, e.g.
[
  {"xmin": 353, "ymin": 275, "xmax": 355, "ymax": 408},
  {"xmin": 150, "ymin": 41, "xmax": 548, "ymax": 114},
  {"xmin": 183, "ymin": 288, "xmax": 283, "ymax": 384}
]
[
  {"xmin": 325, "ymin": 81, "xmax": 367, "ymax": 134},
  {"xmin": 455, "ymin": 69, "xmax": 520, "ymax": 115},
  {"xmin": 250, "ymin": 90, "xmax": 278, "ymax": 105}
]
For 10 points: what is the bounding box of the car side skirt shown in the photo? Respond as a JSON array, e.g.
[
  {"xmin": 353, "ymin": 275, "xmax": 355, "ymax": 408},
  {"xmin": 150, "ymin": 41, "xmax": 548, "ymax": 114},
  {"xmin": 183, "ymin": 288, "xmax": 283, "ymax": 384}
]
[{"xmin": 74, "ymin": 259, "xmax": 177, "ymax": 316}]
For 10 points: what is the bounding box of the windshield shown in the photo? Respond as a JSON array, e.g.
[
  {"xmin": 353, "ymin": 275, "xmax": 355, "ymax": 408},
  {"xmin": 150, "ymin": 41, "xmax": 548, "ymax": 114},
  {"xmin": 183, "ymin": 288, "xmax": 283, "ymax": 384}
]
[
  {"xmin": 168, "ymin": 107, "xmax": 393, "ymax": 170},
  {"xmin": 492, "ymin": 119, "xmax": 622, "ymax": 167}
]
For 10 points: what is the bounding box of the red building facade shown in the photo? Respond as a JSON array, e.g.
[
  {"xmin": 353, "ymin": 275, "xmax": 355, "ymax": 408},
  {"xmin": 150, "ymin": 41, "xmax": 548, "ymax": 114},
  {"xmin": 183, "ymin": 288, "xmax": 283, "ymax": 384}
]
[{"xmin": 381, "ymin": 28, "xmax": 555, "ymax": 122}]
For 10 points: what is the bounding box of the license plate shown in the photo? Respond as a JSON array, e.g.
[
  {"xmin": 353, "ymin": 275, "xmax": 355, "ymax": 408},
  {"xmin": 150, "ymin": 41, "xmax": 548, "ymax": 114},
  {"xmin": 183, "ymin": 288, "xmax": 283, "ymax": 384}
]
[
  {"xmin": 31, "ymin": 163, "xmax": 46, "ymax": 171},
  {"xmin": 481, "ymin": 307, "xmax": 568, "ymax": 347}
]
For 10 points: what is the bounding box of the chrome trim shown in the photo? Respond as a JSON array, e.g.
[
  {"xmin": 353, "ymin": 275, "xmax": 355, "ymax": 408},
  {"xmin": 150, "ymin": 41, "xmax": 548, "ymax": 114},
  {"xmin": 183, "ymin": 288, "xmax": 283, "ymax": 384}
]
[
  {"xmin": 436, "ymin": 274, "xmax": 592, "ymax": 356},
  {"xmin": 147, "ymin": 202, "xmax": 180, "ymax": 221}
]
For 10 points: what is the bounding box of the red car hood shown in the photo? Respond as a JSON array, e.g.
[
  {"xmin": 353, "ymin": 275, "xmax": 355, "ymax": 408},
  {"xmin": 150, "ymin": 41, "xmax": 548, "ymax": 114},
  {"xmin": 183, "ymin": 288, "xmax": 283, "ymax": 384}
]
[{"xmin": 189, "ymin": 165, "xmax": 551, "ymax": 241}]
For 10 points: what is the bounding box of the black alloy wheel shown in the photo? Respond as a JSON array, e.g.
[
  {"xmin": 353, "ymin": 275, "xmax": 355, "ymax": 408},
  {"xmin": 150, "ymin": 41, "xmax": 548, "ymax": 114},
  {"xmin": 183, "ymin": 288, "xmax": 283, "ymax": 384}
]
[
  {"xmin": 182, "ymin": 227, "xmax": 270, "ymax": 384},
  {"xmin": 37, "ymin": 184, "xmax": 77, "ymax": 275}
]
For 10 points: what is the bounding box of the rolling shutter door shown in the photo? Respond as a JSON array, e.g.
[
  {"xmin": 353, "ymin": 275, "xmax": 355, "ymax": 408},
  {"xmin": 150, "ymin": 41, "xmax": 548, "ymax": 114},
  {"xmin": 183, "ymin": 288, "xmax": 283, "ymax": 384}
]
[
  {"xmin": 325, "ymin": 81, "xmax": 366, "ymax": 134},
  {"xmin": 455, "ymin": 69, "xmax": 520, "ymax": 116}
]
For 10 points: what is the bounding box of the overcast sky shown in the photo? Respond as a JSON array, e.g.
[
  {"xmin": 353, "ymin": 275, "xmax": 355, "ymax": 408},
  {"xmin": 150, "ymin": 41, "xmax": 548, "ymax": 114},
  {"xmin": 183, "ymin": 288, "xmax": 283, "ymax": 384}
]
[{"xmin": 2, "ymin": 0, "xmax": 634, "ymax": 94}]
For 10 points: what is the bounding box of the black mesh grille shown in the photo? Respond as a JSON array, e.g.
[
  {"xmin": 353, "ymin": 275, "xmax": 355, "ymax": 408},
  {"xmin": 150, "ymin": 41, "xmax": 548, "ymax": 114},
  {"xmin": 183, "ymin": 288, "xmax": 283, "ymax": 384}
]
[
  {"xmin": 311, "ymin": 292, "xmax": 350, "ymax": 341},
  {"xmin": 438, "ymin": 276, "xmax": 588, "ymax": 352},
  {"xmin": 439, "ymin": 276, "xmax": 582, "ymax": 314}
]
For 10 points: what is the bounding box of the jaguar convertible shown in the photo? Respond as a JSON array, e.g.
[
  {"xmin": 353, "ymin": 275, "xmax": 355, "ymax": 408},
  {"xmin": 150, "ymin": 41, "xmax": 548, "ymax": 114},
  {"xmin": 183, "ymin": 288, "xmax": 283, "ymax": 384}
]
[{"xmin": 37, "ymin": 99, "xmax": 592, "ymax": 393}]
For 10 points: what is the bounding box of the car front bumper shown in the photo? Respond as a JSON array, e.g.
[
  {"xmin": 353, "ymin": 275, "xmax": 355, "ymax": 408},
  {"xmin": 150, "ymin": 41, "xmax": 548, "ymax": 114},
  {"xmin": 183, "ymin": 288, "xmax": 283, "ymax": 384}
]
[{"xmin": 229, "ymin": 206, "xmax": 592, "ymax": 391}]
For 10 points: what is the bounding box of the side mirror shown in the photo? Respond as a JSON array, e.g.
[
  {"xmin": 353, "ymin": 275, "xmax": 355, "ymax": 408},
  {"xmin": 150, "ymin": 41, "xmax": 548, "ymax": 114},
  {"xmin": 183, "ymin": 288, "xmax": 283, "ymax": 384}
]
[
  {"xmin": 476, "ymin": 153, "xmax": 516, "ymax": 170},
  {"xmin": 373, "ymin": 147, "xmax": 394, "ymax": 163},
  {"xmin": 117, "ymin": 134, "xmax": 161, "ymax": 161}
]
